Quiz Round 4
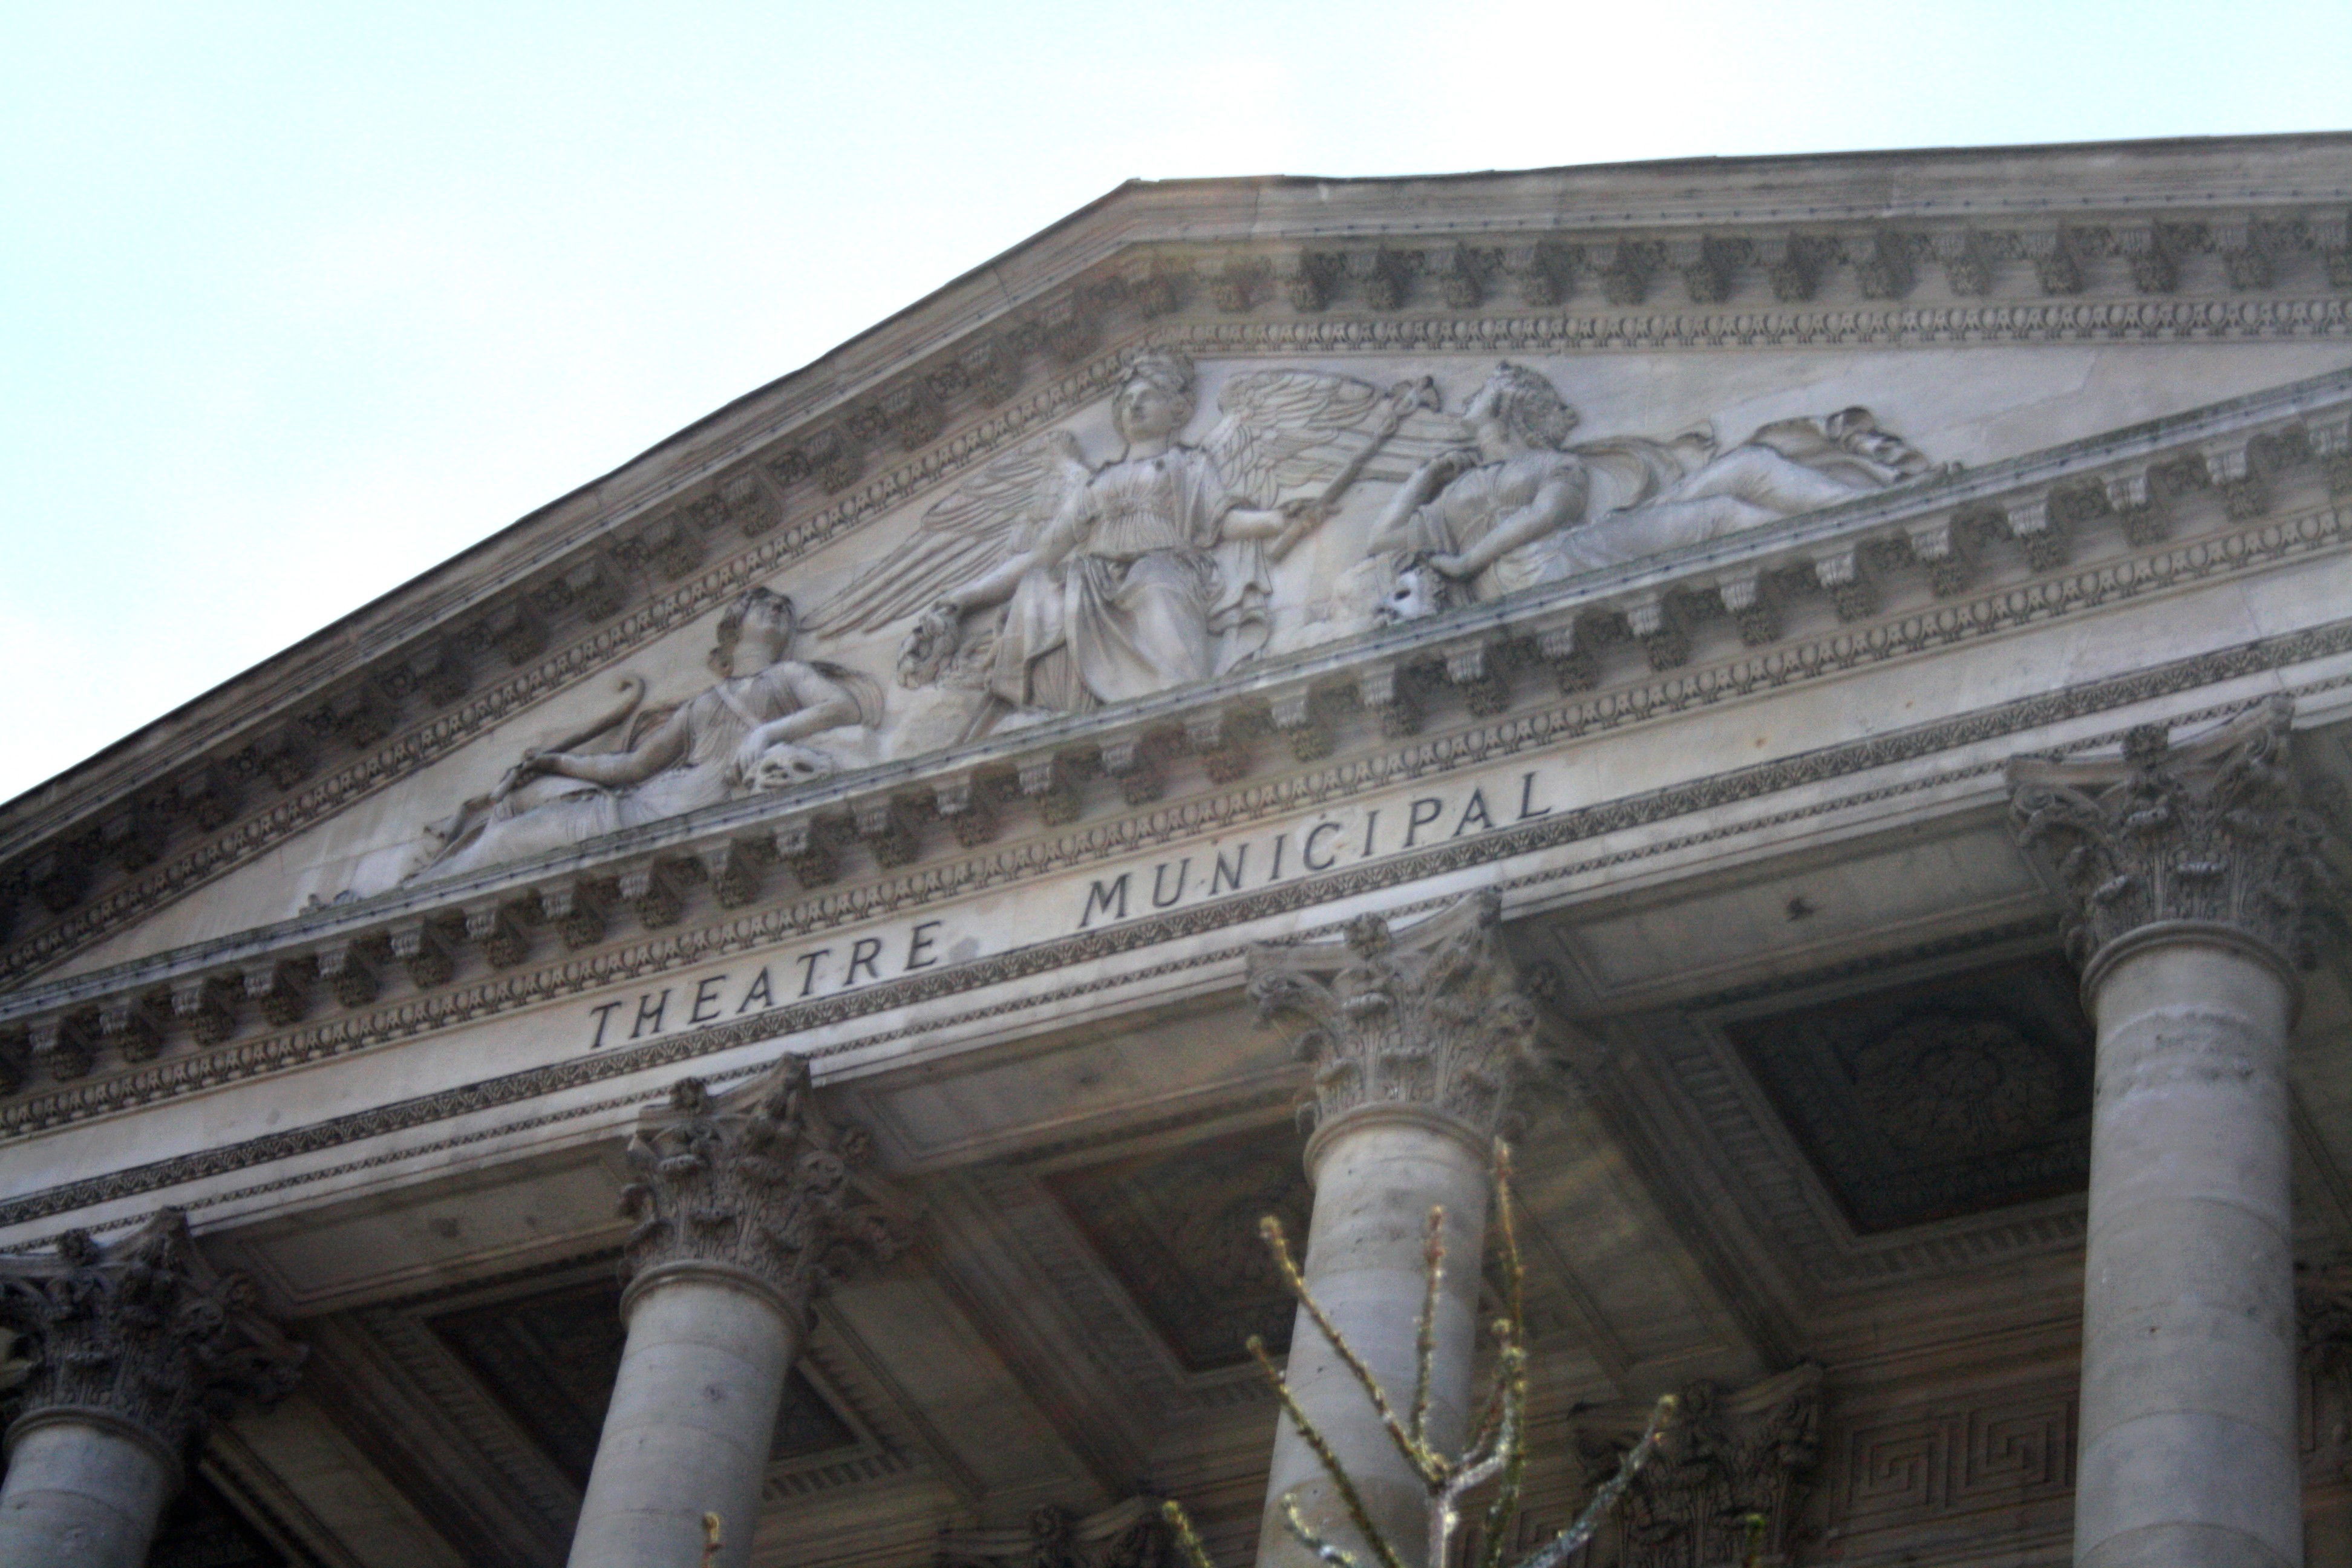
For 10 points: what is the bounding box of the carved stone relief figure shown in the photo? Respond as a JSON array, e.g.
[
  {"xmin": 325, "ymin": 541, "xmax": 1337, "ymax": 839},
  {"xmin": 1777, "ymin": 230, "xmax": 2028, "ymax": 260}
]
[
  {"xmin": 403, "ymin": 588, "xmax": 881, "ymax": 883},
  {"xmin": 804, "ymin": 350, "xmax": 1448, "ymax": 740},
  {"xmin": 1359, "ymin": 362, "xmax": 1932, "ymax": 624}
]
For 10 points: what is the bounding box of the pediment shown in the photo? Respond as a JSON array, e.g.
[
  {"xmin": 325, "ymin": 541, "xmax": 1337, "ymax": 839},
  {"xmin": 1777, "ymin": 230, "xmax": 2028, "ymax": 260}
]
[{"xmin": 5, "ymin": 136, "xmax": 2352, "ymax": 1098}]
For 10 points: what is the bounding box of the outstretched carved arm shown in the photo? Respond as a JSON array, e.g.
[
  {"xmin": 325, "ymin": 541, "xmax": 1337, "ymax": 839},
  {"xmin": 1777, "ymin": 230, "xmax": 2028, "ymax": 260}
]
[
  {"xmin": 940, "ymin": 549, "xmax": 1039, "ymax": 613},
  {"xmin": 534, "ymin": 708, "xmax": 690, "ymax": 787}
]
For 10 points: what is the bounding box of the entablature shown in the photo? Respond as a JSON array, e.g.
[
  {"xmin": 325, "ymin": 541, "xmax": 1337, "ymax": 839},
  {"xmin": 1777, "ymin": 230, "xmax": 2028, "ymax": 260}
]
[{"xmin": 4, "ymin": 365, "xmax": 2350, "ymax": 1103}]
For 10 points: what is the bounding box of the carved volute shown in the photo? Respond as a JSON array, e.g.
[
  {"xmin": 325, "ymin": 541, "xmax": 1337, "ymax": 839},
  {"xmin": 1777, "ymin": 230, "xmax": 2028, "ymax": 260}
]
[
  {"xmin": 1247, "ymin": 889, "xmax": 1538, "ymax": 1146},
  {"xmin": 2007, "ymin": 696, "xmax": 2332, "ymax": 980},
  {"xmin": 617, "ymin": 1054, "xmax": 903, "ymax": 1324},
  {"xmin": 0, "ymin": 1209, "xmax": 304, "ymax": 1460}
]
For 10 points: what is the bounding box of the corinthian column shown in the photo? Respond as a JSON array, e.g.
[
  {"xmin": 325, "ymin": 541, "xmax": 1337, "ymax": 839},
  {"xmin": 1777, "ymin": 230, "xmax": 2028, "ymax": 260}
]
[
  {"xmin": 1247, "ymin": 891, "xmax": 1536, "ymax": 1568},
  {"xmin": 2009, "ymin": 697, "xmax": 2330, "ymax": 1568},
  {"xmin": 0, "ymin": 1210, "xmax": 304, "ymax": 1568},
  {"xmin": 567, "ymin": 1055, "xmax": 899, "ymax": 1568}
]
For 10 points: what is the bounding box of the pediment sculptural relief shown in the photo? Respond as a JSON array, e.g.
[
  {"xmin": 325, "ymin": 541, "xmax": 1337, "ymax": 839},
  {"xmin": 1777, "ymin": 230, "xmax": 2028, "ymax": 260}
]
[{"xmin": 384, "ymin": 354, "xmax": 1931, "ymax": 889}]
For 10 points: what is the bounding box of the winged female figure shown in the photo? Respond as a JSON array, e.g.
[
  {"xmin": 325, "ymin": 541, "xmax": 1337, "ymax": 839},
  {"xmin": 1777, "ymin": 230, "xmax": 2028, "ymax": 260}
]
[{"xmin": 802, "ymin": 350, "xmax": 1444, "ymax": 733}]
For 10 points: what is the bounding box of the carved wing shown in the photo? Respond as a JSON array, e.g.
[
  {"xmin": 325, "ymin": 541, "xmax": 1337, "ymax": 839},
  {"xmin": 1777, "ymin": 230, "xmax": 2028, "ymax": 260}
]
[
  {"xmin": 801, "ymin": 431, "xmax": 1091, "ymax": 637},
  {"xmin": 1198, "ymin": 369, "xmax": 1461, "ymax": 506}
]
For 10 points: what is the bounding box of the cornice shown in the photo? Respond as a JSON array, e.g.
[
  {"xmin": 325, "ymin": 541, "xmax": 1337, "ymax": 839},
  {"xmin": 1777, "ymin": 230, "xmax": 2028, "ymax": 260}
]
[
  {"xmin": 5, "ymin": 618, "xmax": 2351, "ymax": 1236},
  {"xmin": 5, "ymin": 168, "xmax": 2350, "ymax": 983},
  {"xmin": 4, "ymin": 364, "xmax": 2348, "ymax": 1075}
]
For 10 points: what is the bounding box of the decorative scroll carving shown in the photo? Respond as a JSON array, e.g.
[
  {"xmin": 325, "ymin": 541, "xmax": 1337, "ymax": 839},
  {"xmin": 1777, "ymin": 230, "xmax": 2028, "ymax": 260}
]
[
  {"xmin": 1247, "ymin": 889, "xmax": 1537, "ymax": 1141},
  {"xmin": 2007, "ymin": 696, "xmax": 2330, "ymax": 972},
  {"xmin": 617, "ymin": 1054, "xmax": 903, "ymax": 1319},
  {"xmin": 1570, "ymin": 1365, "xmax": 1822, "ymax": 1568},
  {"xmin": 2299, "ymin": 1258, "xmax": 2352, "ymax": 1427},
  {"xmin": 0, "ymin": 1209, "xmax": 304, "ymax": 1455},
  {"xmin": 938, "ymin": 1497, "xmax": 1171, "ymax": 1568}
]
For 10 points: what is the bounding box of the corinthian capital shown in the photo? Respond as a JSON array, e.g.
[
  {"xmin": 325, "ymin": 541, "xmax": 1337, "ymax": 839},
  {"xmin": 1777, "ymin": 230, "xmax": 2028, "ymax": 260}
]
[
  {"xmin": 0, "ymin": 1210, "xmax": 304, "ymax": 1458},
  {"xmin": 1247, "ymin": 889, "xmax": 1538, "ymax": 1144},
  {"xmin": 617, "ymin": 1054, "xmax": 903, "ymax": 1322},
  {"xmin": 2007, "ymin": 697, "xmax": 2331, "ymax": 976}
]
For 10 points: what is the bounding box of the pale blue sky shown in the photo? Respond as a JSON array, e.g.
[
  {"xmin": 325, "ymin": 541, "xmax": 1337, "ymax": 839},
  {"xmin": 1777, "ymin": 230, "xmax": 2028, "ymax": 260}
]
[{"xmin": 4, "ymin": 1, "xmax": 2349, "ymax": 803}]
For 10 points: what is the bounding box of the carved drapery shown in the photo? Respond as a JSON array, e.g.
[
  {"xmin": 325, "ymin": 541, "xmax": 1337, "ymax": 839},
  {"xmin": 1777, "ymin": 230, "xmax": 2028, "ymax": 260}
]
[
  {"xmin": 2007, "ymin": 696, "xmax": 2330, "ymax": 975},
  {"xmin": 0, "ymin": 1209, "xmax": 304, "ymax": 1457},
  {"xmin": 1247, "ymin": 889, "xmax": 1537, "ymax": 1145},
  {"xmin": 617, "ymin": 1054, "xmax": 902, "ymax": 1321}
]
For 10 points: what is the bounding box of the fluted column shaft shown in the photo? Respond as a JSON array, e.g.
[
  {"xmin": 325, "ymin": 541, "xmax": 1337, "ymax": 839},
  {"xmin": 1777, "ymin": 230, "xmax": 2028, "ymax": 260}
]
[
  {"xmin": 2010, "ymin": 699, "xmax": 2327, "ymax": 1568},
  {"xmin": 1247, "ymin": 892, "xmax": 1534, "ymax": 1568},
  {"xmin": 564, "ymin": 1056, "xmax": 897, "ymax": 1568}
]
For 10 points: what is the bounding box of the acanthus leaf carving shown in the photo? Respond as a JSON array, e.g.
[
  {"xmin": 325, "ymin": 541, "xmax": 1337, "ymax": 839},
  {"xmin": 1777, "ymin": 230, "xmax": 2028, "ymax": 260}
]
[
  {"xmin": 1247, "ymin": 888, "xmax": 1537, "ymax": 1142},
  {"xmin": 616, "ymin": 1054, "xmax": 903, "ymax": 1321},
  {"xmin": 1567, "ymin": 1365, "xmax": 1823, "ymax": 1568},
  {"xmin": 2007, "ymin": 696, "xmax": 2332, "ymax": 972},
  {"xmin": 0, "ymin": 1209, "xmax": 304, "ymax": 1456}
]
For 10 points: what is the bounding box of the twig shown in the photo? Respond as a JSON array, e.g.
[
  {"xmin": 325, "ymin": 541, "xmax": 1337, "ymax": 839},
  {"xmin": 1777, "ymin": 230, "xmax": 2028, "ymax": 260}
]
[
  {"xmin": 1161, "ymin": 1500, "xmax": 1222, "ymax": 1568},
  {"xmin": 1248, "ymin": 1336, "xmax": 1412, "ymax": 1568},
  {"xmin": 1507, "ymin": 1393, "xmax": 1677, "ymax": 1568},
  {"xmin": 1410, "ymin": 1204, "xmax": 1445, "ymax": 1455},
  {"xmin": 1430, "ymin": 1342, "xmax": 1522, "ymax": 1568},
  {"xmin": 1281, "ymin": 1494, "xmax": 1365, "ymax": 1568},
  {"xmin": 1740, "ymin": 1511, "xmax": 1767, "ymax": 1568},
  {"xmin": 1261, "ymin": 1216, "xmax": 1440, "ymax": 1485}
]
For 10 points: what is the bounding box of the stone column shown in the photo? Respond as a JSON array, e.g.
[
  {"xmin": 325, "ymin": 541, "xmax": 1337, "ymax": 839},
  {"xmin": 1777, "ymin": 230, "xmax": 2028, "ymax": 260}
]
[
  {"xmin": 567, "ymin": 1054, "xmax": 900, "ymax": 1568},
  {"xmin": 2009, "ymin": 697, "xmax": 2329, "ymax": 1568},
  {"xmin": 0, "ymin": 1210, "xmax": 305, "ymax": 1568},
  {"xmin": 1247, "ymin": 891, "xmax": 1537, "ymax": 1568}
]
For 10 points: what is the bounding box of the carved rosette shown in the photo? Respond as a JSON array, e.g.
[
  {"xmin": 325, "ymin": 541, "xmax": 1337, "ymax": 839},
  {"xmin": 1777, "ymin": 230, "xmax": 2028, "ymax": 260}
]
[
  {"xmin": 2007, "ymin": 697, "xmax": 2331, "ymax": 977},
  {"xmin": 0, "ymin": 1209, "xmax": 305, "ymax": 1459},
  {"xmin": 616, "ymin": 1054, "xmax": 903, "ymax": 1324},
  {"xmin": 1247, "ymin": 889, "xmax": 1538, "ymax": 1145}
]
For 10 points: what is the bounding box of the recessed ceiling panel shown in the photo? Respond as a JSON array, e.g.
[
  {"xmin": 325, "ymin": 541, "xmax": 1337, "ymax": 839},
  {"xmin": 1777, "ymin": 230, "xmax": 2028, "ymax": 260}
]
[
  {"xmin": 1044, "ymin": 1123, "xmax": 1312, "ymax": 1373},
  {"xmin": 1721, "ymin": 953, "xmax": 2094, "ymax": 1233}
]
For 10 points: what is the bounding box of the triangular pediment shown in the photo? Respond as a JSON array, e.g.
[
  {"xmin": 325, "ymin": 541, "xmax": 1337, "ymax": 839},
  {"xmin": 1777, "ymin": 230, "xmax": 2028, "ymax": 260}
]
[{"xmin": 5, "ymin": 132, "xmax": 2352, "ymax": 1094}]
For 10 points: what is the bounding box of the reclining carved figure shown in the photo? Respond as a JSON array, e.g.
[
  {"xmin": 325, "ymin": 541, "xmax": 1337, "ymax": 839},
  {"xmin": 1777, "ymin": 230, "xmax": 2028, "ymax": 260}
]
[{"xmin": 1361, "ymin": 364, "xmax": 1933, "ymax": 622}]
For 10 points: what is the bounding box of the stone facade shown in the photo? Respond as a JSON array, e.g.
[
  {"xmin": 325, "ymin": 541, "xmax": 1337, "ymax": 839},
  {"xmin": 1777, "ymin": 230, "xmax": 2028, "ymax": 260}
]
[{"xmin": 4, "ymin": 132, "xmax": 2352, "ymax": 1566}]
